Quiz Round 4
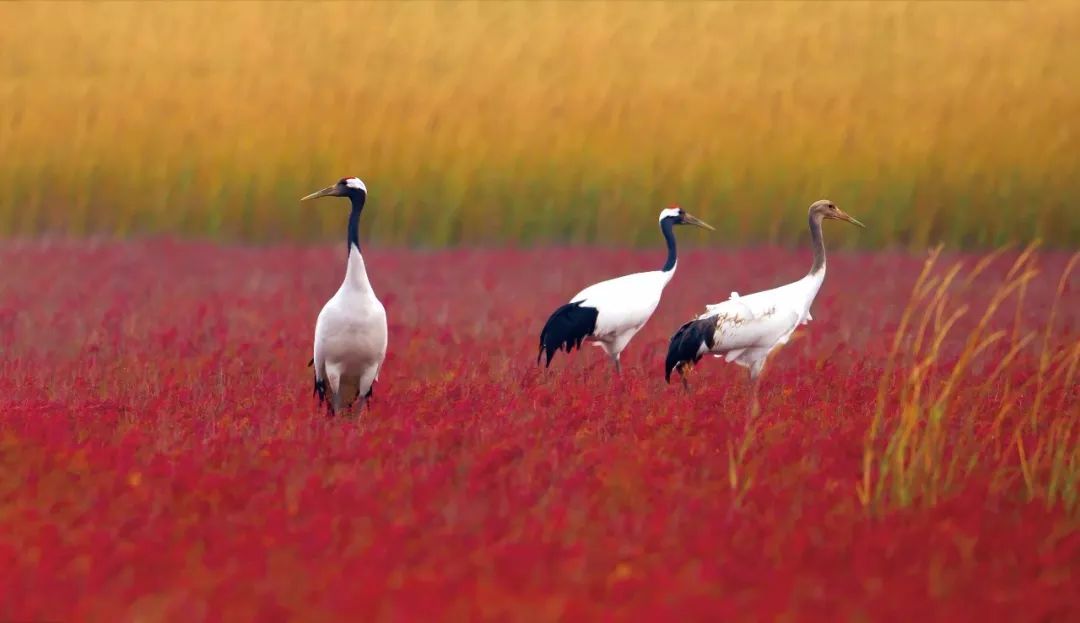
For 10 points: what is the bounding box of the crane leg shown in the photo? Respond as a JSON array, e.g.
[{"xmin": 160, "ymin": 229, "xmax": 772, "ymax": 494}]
[
  {"xmin": 313, "ymin": 375, "xmax": 336, "ymax": 417},
  {"xmin": 327, "ymin": 369, "xmax": 343, "ymax": 416},
  {"xmin": 612, "ymin": 355, "xmax": 622, "ymax": 375},
  {"xmin": 352, "ymin": 384, "xmax": 374, "ymax": 415},
  {"xmin": 747, "ymin": 369, "xmax": 763, "ymax": 419},
  {"xmin": 679, "ymin": 364, "xmax": 692, "ymax": 393}
]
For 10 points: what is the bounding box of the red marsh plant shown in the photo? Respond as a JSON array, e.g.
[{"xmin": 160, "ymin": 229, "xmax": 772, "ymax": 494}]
[{"xmin": 0, "ymin": 240, "xmax": 1076, "ymax": 621}]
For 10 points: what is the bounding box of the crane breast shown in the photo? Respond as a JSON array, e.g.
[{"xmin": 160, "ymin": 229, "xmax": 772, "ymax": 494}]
[{"xmin": 314, "ymin": 296, "xmax": 388, "ymax": 372}]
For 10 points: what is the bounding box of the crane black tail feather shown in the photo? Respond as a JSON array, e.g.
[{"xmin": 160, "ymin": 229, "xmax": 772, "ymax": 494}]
[
  {"xmin": 538, "ymin": 302, "xmax": 599, "ymax": 367},
  {"xmin": 665, "ymin": 316, "xmax": 718, "ymax": 383}
]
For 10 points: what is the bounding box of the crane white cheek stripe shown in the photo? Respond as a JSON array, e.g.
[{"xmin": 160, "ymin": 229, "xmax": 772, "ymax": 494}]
[{"xmin": 658, "ymin": 207, "xmax": 682, "ymax": 222}]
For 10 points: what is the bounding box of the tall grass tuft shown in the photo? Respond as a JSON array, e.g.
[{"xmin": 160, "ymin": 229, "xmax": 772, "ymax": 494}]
[{"xmin": 859, "ymin": 246, "xmax": 1080, "ymax": 513}]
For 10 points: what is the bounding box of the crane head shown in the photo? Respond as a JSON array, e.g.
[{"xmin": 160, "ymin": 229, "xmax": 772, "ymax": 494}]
[
  {"xmin": 810, "ymin": 200, "xmax": 864, "ymax": 228},
  {"xmin": 301, "ymin": 177, "xmax": 367, "ymax": 201},
  {"xmin": 659, "ymin": 206, "xmax": 716, "ymax": 231}
]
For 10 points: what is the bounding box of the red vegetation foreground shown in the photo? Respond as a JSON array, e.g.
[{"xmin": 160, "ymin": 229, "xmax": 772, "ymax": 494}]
[{"xmin": 0, "ymin": 240, "xmax": 1077, "ymax": 621}]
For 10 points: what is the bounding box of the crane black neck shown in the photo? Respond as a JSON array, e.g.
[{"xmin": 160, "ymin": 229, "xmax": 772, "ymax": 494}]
[
  {"xmin": 661, "ymin": 217, "xmax": 678, "ymax": 272},
  {"xmin": 347, "ymin": 191, "xmax": 367, "ymax": 254},
  {"xmin": 809, "ymin": 213, "xmax": 826, "ymax": 275}
]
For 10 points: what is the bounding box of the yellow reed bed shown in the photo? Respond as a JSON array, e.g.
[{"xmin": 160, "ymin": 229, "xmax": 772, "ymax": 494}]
[{"xmin": 0, "ymin": 2, "xmax": 1077, "ymax": 247}]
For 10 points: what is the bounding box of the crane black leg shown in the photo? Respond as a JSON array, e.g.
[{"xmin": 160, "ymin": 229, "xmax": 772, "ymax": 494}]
[
  {"xmin": 314, "ymin": 376, "xmax": 329, "ymax": 403},
  {"xmin": 314, "ymin": 376, "xmax": 337, "ymax": 418},
  {"xmin": 358, "ymin": 385, "xmax": 374, "ymax": 414}
]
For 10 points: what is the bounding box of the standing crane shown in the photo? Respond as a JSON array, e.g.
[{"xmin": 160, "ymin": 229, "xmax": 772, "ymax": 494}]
[
  {"xmin": 302, "ymin": 177, "xmax": 387, "ymax": 415},
  {"xmin": 538, "ymin": 206, "xmax": 714, "ymax": 373},
  {"xmin": 665, "ymin": 200, "xmax": 864, "ymax": 387}
]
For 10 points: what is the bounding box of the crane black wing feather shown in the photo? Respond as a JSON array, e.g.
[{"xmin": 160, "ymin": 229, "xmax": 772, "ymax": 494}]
[
  {"xmin": 665, "ymin": 316, "xmax": 718, "ymax": 382},
  {"xmin": 538, "ymin": 302, "xmax": 599, "ymax": 367}
]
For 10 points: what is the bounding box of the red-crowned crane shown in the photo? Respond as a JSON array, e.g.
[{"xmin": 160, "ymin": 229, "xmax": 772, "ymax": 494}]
[
  {"xmin": 539, "ymin": 206, "xmax": 714, "ymax": 373},
  {"xmin": 302, "ymin": 177, "xmax": 387, "ymax": 415}
]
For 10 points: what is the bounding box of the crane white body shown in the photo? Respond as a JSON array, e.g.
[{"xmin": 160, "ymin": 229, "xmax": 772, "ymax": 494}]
[
  {"xmin": 313, "ymin": 245, "xmax": 387, "ymax": 411},
  {"xmin": 570, "ymin": 265, "xmax": 677, "ymax": 363},
  {"xmin": 538, "ymin": 207, "xmax": 714, "ymax": 372},
  {"xmin": 694, "ymin": 270, "xmax": 824, "ymax": 378}
]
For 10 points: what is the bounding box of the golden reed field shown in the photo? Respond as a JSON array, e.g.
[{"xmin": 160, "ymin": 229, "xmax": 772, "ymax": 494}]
[{"xmin": 0, "ymin": 1, "xmax": 1078, "ymax": 247}]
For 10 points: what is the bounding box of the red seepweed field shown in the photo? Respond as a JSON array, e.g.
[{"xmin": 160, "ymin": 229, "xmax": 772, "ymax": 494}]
[{"xmin": 0, "ymin": 239, "xmax": 1077, "ymax": 621}]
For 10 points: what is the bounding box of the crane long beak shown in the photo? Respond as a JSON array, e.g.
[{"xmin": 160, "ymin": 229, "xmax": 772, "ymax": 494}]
[
  {"xmin": 683, "ymin": 213, "xmax": 716, "ymax": 231},
  {"xmin": 836, "ymin": 210, "xmax": 865, "ymax": 228},
  {"xmin": 300, "ymin": 186, "xmax": 338, "ymax": 201}
]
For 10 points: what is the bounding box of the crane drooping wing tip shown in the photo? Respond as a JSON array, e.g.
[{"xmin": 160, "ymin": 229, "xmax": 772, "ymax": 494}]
[
  {"xmin": 536, "ymin": 345, "xmax": 554, "ymax": 367},
  {"xmin": 538, "ymin": 302, "xmax": 598, "ymax": 368},
  {"xmin": 665, "ymin": 316, "xmax": 718, "ymax": 383}
]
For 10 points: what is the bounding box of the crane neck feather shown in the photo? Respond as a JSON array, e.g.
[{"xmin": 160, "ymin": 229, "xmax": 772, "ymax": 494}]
[
  {"xmin": 347, "ymin": 192, "xmax": 367, "ymax": 254},
  {"xmin": 661, "ymin": 217, "xmax": 678, "ymax": 272},
  {"xmin": 343, "ymin": 243, "xmax": 374, "ymax": 293},
  {"xmin": 809, "ymin": 213, "xmax": 826, "ymax": 275}
]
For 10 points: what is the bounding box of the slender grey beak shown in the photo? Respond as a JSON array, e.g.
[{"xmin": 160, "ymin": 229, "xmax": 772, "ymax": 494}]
[
  {"xmin": 300, "ymin": 186, "xmax": 338, "ymax": 202},
  {"xmin": 682, "ymin": 213, "xmax": 716, "ymax": 232},
  {"xmin": 835, "ymin": 209, "xmax": 866, "ymax": 228}
]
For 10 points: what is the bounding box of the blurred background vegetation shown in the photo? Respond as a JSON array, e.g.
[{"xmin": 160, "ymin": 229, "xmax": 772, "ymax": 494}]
[{"xmin": 0, "ymin": 2, "xmax": 1077, "ymax": 249}]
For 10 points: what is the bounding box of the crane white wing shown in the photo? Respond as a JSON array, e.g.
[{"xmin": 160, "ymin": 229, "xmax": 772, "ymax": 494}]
[
  {"xmin": 699, "ymin": 298, "xmax": 800, "ymax": 355},
  {"xmin": 696, "ymin": 277, "xmax": 820, "ymax": 357}
]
